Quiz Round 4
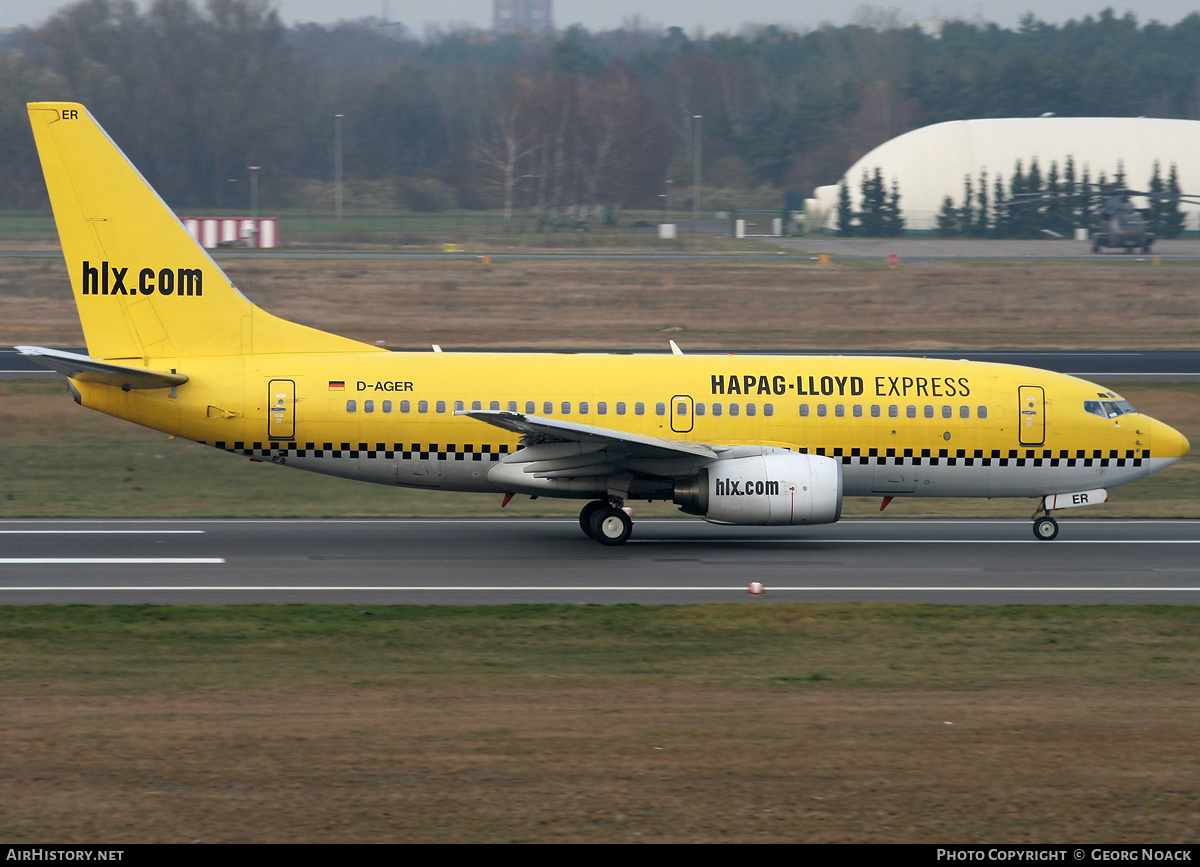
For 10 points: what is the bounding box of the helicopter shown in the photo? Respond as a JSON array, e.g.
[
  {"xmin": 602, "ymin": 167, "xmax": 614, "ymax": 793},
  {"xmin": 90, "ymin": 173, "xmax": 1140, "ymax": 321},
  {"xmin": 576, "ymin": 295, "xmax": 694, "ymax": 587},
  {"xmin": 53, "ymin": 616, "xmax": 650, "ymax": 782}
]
[{"xmin": 1002, "ymin": 183, "xmax": 1200, "ymax": 253}]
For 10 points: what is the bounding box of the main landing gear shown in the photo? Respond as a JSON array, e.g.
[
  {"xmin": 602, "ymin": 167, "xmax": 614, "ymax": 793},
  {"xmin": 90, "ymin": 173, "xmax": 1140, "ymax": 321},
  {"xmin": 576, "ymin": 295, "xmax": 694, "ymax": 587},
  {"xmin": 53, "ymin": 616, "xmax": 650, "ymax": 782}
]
[
  {"xmin": 1031, "ymin": 500, "xmax": 1059, "ymax": 541},
  {"xmin": 579, "ymin": 499, "xmax": 633, "ymax": 546}
]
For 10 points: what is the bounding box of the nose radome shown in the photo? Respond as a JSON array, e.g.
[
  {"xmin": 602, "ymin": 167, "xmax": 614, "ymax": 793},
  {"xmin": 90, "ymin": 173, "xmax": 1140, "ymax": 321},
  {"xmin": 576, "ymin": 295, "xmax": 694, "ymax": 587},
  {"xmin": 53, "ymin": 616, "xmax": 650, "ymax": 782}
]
[{"xmin": 1153, "ymin": 419, "xmax": 1190, "ymax": 460}]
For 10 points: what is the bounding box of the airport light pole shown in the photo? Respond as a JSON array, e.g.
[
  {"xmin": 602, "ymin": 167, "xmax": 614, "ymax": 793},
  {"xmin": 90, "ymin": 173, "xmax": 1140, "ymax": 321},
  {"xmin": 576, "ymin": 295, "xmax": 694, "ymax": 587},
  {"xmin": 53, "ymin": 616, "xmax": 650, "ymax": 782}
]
[
  {"xmin": 334, "ymin": 114, "xmax": 344, "ymax": 222},
  {"xmin": 692, "ymin": 114, "xmax": 702, "ymax": 222},
  {"xmin": 248, "ymin": 165, "xmax": 260, "ymax": 219}
]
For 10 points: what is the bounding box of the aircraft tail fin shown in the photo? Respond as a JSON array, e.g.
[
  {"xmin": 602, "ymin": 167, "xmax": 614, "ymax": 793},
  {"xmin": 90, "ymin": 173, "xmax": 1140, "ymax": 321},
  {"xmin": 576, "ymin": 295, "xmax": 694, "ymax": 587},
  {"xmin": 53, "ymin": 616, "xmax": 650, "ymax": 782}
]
[{"xmin": 26, "ymin": 102, "xmax": 382, "ymax": 361}]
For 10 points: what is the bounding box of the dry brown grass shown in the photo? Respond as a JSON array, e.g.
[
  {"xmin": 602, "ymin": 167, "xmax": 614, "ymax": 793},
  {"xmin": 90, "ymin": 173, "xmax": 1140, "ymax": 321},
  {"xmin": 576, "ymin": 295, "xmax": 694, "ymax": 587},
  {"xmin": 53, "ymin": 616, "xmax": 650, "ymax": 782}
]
[
  {"xmin": 4, "ymin": 686, "xmax": 1198, "ymax": 842},
  {"xmin": 4, "ymin": 256, "xmax": 1200, "ymax": 350}
]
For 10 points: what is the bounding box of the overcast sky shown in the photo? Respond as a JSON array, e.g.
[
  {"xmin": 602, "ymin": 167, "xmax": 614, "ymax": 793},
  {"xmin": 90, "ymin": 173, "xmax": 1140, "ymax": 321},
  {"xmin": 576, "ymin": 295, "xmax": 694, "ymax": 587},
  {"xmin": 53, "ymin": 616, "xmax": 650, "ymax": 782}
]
[{"xmin": 2, "ymin": 1, "xmax": 1196, "ymax": 34}]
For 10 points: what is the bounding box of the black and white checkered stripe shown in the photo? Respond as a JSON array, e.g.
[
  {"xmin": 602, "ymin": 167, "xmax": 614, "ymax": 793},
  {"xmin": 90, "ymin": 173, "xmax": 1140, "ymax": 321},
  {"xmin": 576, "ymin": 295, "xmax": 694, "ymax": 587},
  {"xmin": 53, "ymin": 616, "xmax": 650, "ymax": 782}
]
[
  {"xmin": 202, "ymin": 441, "xmax": 515, "ymax": 461},
  {"xmin": 797, "ymin": 446, "xmax": 1147, "ymax": 468},
  {"xmin": 200, "ymin": 440, "xmax": 1146, "ymax": 469}
]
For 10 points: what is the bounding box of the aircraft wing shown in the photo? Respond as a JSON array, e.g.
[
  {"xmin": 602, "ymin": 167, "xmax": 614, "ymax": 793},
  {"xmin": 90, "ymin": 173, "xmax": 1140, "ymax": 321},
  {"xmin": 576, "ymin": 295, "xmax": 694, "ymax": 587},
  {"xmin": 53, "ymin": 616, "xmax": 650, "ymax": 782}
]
[
  {"xmin": 15, "ymin": 346, "xmax": 188, "ymax": 390},
  {"xmin": 456, "ymin": 409, "xmax": 717, "ymax": 479}
]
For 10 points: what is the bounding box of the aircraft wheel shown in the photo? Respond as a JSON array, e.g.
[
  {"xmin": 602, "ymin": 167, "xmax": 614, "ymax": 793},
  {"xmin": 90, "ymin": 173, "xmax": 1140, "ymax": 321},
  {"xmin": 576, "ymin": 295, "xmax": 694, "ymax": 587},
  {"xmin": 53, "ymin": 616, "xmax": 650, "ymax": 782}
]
[
  {"xmin": 589, "ymin": 506, "xmax": 633, "ymax": 546},
  {"xmin": 578, "ymin": 500, "xmax": 608, "ymax": 538},
  {"xmin": 1033, "ymin": 516, "xmax": 1059, "ymax": 541}
]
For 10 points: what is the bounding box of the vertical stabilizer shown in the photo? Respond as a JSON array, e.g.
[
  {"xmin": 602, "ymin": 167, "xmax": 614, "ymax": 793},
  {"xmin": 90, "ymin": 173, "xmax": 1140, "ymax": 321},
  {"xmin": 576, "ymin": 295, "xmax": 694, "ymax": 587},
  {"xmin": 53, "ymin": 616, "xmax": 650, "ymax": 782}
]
[{"xmin": 27, "ymin": 102, "xmax": 382, "ymax": 361}]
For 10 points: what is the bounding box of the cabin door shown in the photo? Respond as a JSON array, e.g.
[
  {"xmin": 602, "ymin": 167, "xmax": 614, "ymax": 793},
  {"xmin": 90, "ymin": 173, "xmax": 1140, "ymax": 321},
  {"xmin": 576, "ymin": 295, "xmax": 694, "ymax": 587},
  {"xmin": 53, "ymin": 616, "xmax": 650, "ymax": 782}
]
[{"xmin": 1018, "ymin": 385, "xmax": 1045, "ymax": 446}]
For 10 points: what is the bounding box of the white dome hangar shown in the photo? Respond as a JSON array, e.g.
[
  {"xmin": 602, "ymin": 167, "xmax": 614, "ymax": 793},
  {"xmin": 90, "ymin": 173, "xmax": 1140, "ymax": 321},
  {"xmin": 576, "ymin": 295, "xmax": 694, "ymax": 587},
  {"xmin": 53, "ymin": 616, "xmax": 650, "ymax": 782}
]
[{"xmin": 808, "ymin": 117, "xmax": 1200, "ymax": 233}]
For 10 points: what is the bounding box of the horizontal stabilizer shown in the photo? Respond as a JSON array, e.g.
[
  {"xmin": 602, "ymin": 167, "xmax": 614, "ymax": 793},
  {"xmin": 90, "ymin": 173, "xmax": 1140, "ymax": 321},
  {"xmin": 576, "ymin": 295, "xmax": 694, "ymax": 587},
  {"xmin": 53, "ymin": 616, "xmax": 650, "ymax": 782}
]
[{"xmin": 15, "ymin": 346, "xmax": 187, "ymax": 390}]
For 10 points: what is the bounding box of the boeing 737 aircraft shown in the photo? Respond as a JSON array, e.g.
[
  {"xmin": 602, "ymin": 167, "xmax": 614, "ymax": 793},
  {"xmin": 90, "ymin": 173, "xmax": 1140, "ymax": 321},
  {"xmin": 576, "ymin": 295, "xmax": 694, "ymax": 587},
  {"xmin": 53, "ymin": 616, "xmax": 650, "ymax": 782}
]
[{"xmin": 18, "ymin": 102, "xmax": 1191, "ymax": 544}]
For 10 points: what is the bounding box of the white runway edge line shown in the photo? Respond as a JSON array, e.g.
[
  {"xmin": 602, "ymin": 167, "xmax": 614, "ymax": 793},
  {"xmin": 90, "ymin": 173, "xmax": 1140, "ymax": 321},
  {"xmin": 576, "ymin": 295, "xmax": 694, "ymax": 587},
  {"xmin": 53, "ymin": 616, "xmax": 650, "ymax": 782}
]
[
  {"xmin": 0, "ymin": 585, "xmax": 1198, "ymax": 592},
  {"xmin": 0, "ymin": 558, "xmax": 225, "ymax": 564},
  {"xmin": 0, "ymin": 518, "xmax": 1185, "ymax": 523},
  {"xmin": 641, "ymin": 539, "xmax": 1200, "ymax": 544}
]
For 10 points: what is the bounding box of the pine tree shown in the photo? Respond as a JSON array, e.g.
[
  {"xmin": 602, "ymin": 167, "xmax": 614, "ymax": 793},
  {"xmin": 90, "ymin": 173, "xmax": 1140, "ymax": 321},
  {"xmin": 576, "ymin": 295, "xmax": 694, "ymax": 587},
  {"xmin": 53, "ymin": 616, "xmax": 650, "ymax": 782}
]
[
  {"xmin": 992, "ymin": 173, "xmax": 1009, "ymax": 238},
  {"xmin": 1147, "ymin": 160, "xmax": 1166, "ymax": 235},
  {"xmin": 958, "ymin": 175, "xmax": 974, "ymax": 236},
  {"xmin": 936, "ymin": 195, "xmax": 958, "ymax": 237},
  {"xmin": 973, "ymin": 169, "xmax": 990, "ymax": 237},
  {"xmin": 1063, "ymin": 156, "xmax": 1079, "ymax": 233},
  {"xmin": 1164, "ymin": 163, "xmax": 1185, "ymax": 239},
  {"xmin": 858, "ymin": 168, "xmax": 887, "ymax": 236},
  {"xmin": 883, "ymin": 179, "xmax": 905, "ymax": 236},
  {"xmin": 836, "ymin": 181, "xmax": 857, "ymax": 237}
]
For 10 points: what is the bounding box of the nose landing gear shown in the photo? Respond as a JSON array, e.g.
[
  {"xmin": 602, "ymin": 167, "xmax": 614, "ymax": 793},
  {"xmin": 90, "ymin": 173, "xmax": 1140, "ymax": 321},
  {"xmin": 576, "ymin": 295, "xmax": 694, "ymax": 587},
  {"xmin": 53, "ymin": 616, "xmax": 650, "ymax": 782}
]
[
  {"xmin": 1033, "ymin": 515, "xmax": 1059, "ymax": 541},
  {"xmin": 1031, "ymin": 500, "xmax": 1059, "ymax": 541}
]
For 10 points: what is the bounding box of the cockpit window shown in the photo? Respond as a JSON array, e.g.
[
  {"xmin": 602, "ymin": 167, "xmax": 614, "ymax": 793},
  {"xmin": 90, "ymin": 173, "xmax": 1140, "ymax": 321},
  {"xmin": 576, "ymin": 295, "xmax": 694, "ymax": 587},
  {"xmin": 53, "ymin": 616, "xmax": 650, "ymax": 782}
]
[{"xmin": 1084, "ymin": 399, "xmax": 1137, "ymax": 419}]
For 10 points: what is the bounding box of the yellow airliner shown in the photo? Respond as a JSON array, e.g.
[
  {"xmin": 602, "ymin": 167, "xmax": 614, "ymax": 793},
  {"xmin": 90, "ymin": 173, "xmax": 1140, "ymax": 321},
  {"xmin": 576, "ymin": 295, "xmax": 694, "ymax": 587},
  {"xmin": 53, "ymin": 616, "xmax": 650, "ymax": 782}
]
[{"xmin": 19, "ymin": 102, "xmax": 1191, "ymax": 544}]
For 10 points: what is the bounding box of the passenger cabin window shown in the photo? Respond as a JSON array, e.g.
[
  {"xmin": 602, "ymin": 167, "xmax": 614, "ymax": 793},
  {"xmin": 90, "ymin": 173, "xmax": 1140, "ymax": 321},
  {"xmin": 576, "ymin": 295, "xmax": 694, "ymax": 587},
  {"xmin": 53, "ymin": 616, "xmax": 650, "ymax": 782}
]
[
  {"xmin": 655, "ymin": 402, "xmax": 666, "ymax": 416},
  {"xmin": 490, "ymin": 400, "xmax": 500, "ymax": 410},
  {"xmin": 544, "ymin": 401, "xmax": 554, "ymax": 415},
  {"xmin": 561, "ymin": 401, "xmax": 571, "ymax": 414},
  {"xmin": 346, "ymin": 400, "xmax": 357, "ymax": 413},
  {"xmin": 729, "ymin": 403, "xmax": 740, "ymax": 417},
  {"xmin": 978, "ymin": 406, "xmax": 988, "ymax": 419},
  {"xmin": 959, "ymin": 405, "xmax": 969, "ymax": 419},
  {"xmin": 799, "ymin": 404, "xmax": 810, "ymax": 417},
  {"xmin": 580, "ymin": 401, "xmax": 589, "ymax": 415},
  {"xmin": 418, "ymin": 400, "xmax": 429, "ymax": 413},
  {"xmin": 400, "ymin": 400, "xmax": 410, "ymax": 413},
  {"xmin": 764, "ymin": 404, "xmax": 774, "ymax": 417},
  {"xmin": 696, "ymin": 403, "xmax": 706, "ymax": 416},
  {"xmin": 712, "ymin": 403, "xmax": 723, "ymax": 417},
  {"xmin": 454, "ymin": 400, "xmax": 464, "ymax": 412},
  {"xmin": 597, "ymin": 402, "xmax": 607, "ymax": 415},
  {"xmin": 364, "ymin": 400, "xmax": 374, "ymax": 413},
  {"xmin": 472, "ymin": 400, "xmax": 482, "ymax": 411},
  {"xmin": 382, "ymin": 400, "xmax": 392, "ymax": 413},
  {"xmin": 617, "ymin": 402, "xmax": 627, "ymax": 415},
  {"xmin": 635, "ymin": 402, "xmax": 645, "ymax": 416},
  {"xmin": 508, "ymin": 401, "xmax": 518, "ymax": 412},
  {"xmin": 436, "ymin": 400, "xmax": 446, "ymax": 413},
  {"xmin": 746, "ymin": 403, "xmax": 757, "ymax": 417}
]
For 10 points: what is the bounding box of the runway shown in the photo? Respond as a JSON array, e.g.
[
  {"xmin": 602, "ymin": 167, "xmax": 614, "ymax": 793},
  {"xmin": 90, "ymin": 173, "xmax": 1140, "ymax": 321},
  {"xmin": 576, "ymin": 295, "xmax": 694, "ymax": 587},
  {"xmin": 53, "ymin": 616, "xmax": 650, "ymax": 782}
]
[{"xmin": 1, "ymin": 518, "xmax": 1197, "ymax": 605}]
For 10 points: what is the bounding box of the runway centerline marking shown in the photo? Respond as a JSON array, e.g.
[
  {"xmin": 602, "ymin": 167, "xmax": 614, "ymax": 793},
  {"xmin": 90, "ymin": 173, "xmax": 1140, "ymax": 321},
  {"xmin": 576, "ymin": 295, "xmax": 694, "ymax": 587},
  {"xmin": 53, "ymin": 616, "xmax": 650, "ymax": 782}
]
[{"xmin": 0, "ymin": 558, "xmax": 225, "ymax": 564}]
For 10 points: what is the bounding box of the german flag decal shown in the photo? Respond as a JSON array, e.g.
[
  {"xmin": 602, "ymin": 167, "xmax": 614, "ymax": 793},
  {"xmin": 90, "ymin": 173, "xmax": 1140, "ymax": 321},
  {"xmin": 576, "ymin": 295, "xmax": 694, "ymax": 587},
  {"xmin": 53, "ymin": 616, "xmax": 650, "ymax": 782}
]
[{"xmin": 328, "ymin": 380, "xmax": 345, "ymax": 390}]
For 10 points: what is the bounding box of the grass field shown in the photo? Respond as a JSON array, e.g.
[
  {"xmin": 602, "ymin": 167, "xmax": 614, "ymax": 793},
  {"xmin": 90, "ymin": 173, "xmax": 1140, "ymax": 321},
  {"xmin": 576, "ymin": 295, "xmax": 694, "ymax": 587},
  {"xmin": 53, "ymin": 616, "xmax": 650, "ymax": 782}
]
[{"xmin": 2, "ymin": 603, "xmax": 1199, "ymax": 842}]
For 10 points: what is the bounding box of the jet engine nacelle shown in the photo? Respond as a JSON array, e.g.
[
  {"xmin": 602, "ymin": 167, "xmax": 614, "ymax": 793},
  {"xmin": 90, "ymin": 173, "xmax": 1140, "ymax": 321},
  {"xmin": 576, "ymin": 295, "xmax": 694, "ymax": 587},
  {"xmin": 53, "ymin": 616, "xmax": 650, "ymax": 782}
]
[{"xmin": 674, "ymin": 451, "xmax": 843, "ymax": 526}]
